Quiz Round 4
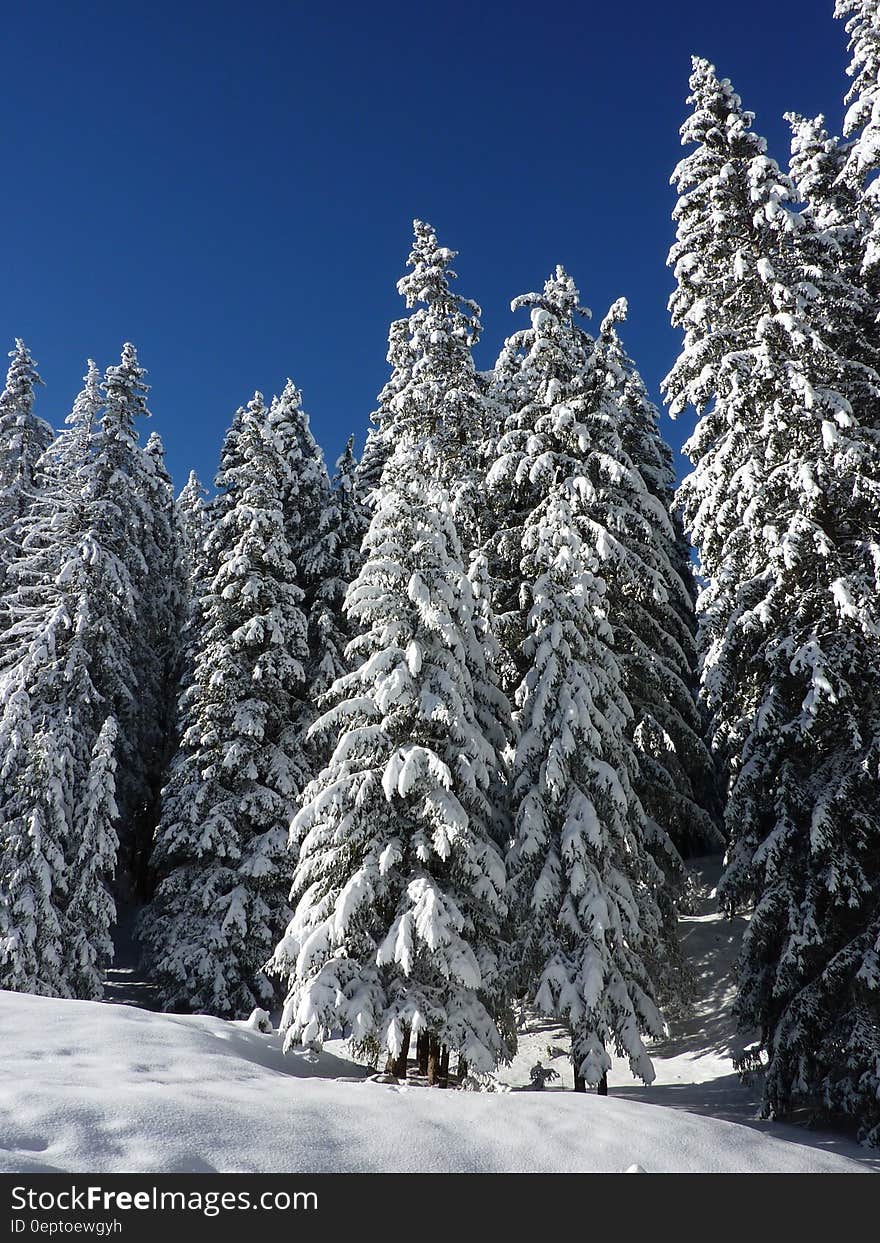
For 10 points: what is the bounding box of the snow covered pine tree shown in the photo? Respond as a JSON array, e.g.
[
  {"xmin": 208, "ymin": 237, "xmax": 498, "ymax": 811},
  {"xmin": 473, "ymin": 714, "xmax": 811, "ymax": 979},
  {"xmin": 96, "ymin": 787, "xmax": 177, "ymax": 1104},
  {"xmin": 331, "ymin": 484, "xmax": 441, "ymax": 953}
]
[
  {"xmin": 833, "ymin": 1, "xmax": 880, "ymax": 453},
  {"xmin": 0, "ymin": 363, "xmax": 122, "ymax": 998},
  {"xmin": 489, "ymin": 268, "xmax": 669, "ymax": 1091},
  {"xmin": 264, "ymin": 380, "xmax": 343, "ymax": 728},
  {"xmin": 141, "ymin": 391, "xmax": 312, "ymax": 1017},
  {"xmin": 0, "ymin": 340, "xmax": 52, "ymax": 629},
  {"xmin": 667, "ymin": 54, "xmax": 880, "ymax": 1143},
  {"xmin": 596, "ymin": 298, "xmax": 720, "ymax": 863},
  {"xmin": 302, "ymin": 435, "xmax": 366, "ymax": 710},
  {"xmin": 268, "ymin": 222, "xmax": 513, "ymax": 1086},
  {"xmin": 91, "ymin": 345, "xmax": 175, "ymax": 898}
]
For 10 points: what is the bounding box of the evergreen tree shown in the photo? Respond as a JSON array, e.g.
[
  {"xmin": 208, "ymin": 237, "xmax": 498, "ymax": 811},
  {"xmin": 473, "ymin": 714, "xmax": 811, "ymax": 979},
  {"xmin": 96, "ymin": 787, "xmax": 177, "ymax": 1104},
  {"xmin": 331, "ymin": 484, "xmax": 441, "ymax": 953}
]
[
  {"xmin": 268, "ymin": 223, "xmax": 513, "ymax": 1079},
  {"xmin": 355, "ymin": 318, "xmax": 414, "ymax": 504},
  {"xmin": 92, "ymin": 345, "xmax": 157, "ymax": 893},
  {"xmin": 511, "ymin": 494, "xmax": 666, "ymax": 1088},
  {"xmin": 0, "ymin": 340, "xmax": 52, "ymax": 621},
  {"xmin": 786, "ymin": 110, "xmax": 879, "ymax": 393},
  {"xmin": 0, "ymin": 692, "xmax": 69, "ymax": 995},
  {"xmin": 173, "ymin": 471, "xmax": 210, "ymax": 652},
  {"xmin": 0, "ymin": 364, "xmax": 124, "ymax": 998},
  {"xmin": 390, "ymin": 221, "xmax": 512, "ymax": 814},
  {"xmin": 597, "ymin": 299, "xmax": 720, "ymax": 858},
  {"xmin": 135, "ymin": 432, "xmax": 184, "ymax": 895},
  {"xmin": 141, "ymin": 392, "xmax": 311, "ymax": 1017},
  {"xmin": 170, "ymin": 471, "xmax": 210, "ymax": 719},
  {"xmin": 787, "ymin": 112, "xmax": 855, "ymax": 242},
  {"xmin": 488, "ymin": 268, "xmax": 670, "ymax": 1087},
  {"xmin": 264, "ymin": 381, "xmax": 337, "ymax": 716},
  {"xmin": 175, "ymin": 470, "xmax": 210, "ymax": 585},
  {"xmin": 268, "ymin": 380, "xmax": 330, "ymax": 570},
  {"xmin": 664, "ymin": 59, "xmax": 798, "ymax": 772},
  {"xmin": 837, "ymin": 1, "xmax": 880, "ymax": 275},
  {"xmin": 667, "ymin": 56, "xmax": 880, "ymax": 1143},
  {"xmin": 66, "ymin": 716, "xmax": 120, "ymax": 999},
  {"xmin": 831, "ymin": 2, "xmax": 880, "ymax": 421},
  {"xmin": 306, "ymin": 435, "xmax": 366, "ymax": 700}
]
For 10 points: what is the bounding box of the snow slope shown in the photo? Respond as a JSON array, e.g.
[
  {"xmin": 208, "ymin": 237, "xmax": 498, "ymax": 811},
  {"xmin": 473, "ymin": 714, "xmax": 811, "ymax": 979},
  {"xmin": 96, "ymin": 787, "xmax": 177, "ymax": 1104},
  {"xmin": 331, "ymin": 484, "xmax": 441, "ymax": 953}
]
[
  {"xmin": 496, "ymin": 858, "xmax": 880, "ymax": 1170},
  {"xmin": 0, "ymin": 990, "xmax": 872, "ymax": 1174},
  {"xmin": 0, "ymin": 858, "xmax": 876, "ymax": 1174}
]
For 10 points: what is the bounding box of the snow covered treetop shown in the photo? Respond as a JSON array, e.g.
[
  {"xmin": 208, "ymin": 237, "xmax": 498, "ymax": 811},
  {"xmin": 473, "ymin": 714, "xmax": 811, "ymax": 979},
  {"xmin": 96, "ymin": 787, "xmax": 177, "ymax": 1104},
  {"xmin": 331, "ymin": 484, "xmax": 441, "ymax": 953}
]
[
  {"xmin": 105, "ymin": 343, "xmax": 148, "ymax": 391},
  {"xmin": 510, "ymin": 265, "xmax": 591, "ymax": 323},
  {"xmin": 675, "ymin": 57, "xmax": 766, "ymax": 179},
  {"xmin": 273, "ymin": 378, "xmax": 308, "ymax": 424},
  {"xmin": 397, "ymin": 219, "xmax": 481, "ymax": 327},
  {"xmin": 145, "ymin": 430, "xmax": 167, "ymax": 461},
  {"xmin": 102, "ymin": 343, "xmax": 150, "ymax": 434},
  {"xmin": 177, "ymin": 469, "xmax": 207, "ymax": 511},
  {"xmin": 64, "ymin": 361, "xmax": 100, "ymax": 426},
  {"xmin": 0, "ymin": 340, "xmax": 52, "ymax": 496},
  {"xmin": 600, "ymin": 296, "xmax": 628, "ymax": 335},
  {"xmin": 0, "ymin": 340, "xmax": 44, "ymax": 413}
]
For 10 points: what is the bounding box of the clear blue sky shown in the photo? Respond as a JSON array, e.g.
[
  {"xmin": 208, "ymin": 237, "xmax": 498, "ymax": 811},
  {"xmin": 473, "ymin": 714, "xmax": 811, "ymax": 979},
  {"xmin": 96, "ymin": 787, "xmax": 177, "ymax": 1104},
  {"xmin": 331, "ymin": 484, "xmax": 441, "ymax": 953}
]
[{"xmin": 2, "ymin": 0, "xmax": 850, "ymax": 490}]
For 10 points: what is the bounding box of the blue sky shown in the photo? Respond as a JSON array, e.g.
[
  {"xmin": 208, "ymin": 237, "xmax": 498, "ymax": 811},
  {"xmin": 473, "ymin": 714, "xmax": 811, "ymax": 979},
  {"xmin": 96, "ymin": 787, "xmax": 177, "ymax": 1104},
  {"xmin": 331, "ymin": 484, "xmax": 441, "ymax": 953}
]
[{"xmin": 2, "ymin": 0, "xmax": 850, "ymax": 490}]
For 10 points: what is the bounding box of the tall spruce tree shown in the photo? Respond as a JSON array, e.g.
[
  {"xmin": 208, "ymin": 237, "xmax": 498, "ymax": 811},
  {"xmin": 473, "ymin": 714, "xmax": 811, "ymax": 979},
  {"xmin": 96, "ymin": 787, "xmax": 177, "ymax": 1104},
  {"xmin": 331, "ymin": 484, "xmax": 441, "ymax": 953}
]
[
  {"xmin": 175, "ymin": 470, "xmax": 210, "ymax": 585},
  {"xmin": 0, "ymin": 340, "xmax": 52, "ymax": 623},
  {"xmin": 355, "ymin": 318, "xmax": 414, "ymax": 505},
  {"xmin": 306, "ymin": 436, "xmax": 366, "ymax": 701},
  {"xmin": 0, "ymin": 691, "xmax": 70, "ymax": 995},
  {"xmin": 837, "ymin": 1, "xmax": 880, "ymax": 268},
  {"xmin": 141, "ymin": 392, "xmax": 311, "ymax": 1016},
  {"xmin": 833, "ymin": 1, "xmax": 880, "ymax": 425},
  {"xmin": 66, "ymin": 716, "xmax": 120, "ymax": 998},
  {"xmin": 135, "ymin": 432, "xmax": 184, "ymax": 895},
  {"xmin": 597, "ymin": 299, "xmax": 720, "ymax": 858},
  {"xmin": 488, "ymin": 269, "xmax": 670, "ymax": 1087},
  {"xmin": 170, "ymin": 470, "xmax": 210, "ymax": 717},
  {"xmin": 92, "ymin": 345, "xmax": 160, "ymax": 895},
  {"xmin": 0, "ymin": 364, "xmax": 124, "ymax": 998},
  {"xmin": 268, "ymin": 223, "xmax": 513, "ymax": 1080},
  {"xmin": 786, "ymin": 110, "xmax": 879, "ymax": 400},
  {"xmin": 667, "ymin": 56, "xmax": 880, "ymax": 1143},
  {"xmin": 264, "ymin": 381, "xmax": 338, "ymax": 719}
]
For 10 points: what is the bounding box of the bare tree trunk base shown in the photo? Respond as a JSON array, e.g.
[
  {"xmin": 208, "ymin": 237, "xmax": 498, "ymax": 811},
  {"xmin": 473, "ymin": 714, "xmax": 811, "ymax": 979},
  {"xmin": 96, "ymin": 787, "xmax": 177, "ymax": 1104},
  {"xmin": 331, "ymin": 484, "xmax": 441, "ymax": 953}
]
[
  {"xmin": 417, "ymin": 1032, "xmax": 429, "ymax": 1077},
  {"xmin": 392, "ymin": 1026, "xmax": 411, "ymax": 1079},
  {"xmin": 427, "ymin": 1033, "xmax": 441, "ymax": 1086}
]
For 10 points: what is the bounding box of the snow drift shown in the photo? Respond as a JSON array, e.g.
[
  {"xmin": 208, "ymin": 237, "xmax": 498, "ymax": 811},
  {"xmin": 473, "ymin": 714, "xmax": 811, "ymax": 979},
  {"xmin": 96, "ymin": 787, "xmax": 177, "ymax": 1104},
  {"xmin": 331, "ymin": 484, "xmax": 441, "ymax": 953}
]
[{"xmin": 0, "ymin": 990, "xmax": 874, "ymax": 1175}]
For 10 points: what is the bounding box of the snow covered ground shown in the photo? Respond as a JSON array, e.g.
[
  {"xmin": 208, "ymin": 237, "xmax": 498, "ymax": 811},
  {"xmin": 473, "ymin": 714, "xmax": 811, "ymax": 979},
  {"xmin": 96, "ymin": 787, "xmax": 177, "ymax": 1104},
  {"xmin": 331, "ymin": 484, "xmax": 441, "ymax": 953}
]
[{"xmin": 0, "ymin": 858, "xmax": 877, "ymax": 1174}]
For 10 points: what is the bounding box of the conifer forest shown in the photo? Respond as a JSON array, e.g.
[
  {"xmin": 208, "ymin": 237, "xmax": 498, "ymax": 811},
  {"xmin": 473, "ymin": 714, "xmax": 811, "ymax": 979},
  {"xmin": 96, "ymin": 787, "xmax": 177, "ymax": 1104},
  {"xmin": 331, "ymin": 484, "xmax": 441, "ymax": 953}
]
[{"xmin": 1, "ymin": 0, "xmax": 880, "ymax": 1176}]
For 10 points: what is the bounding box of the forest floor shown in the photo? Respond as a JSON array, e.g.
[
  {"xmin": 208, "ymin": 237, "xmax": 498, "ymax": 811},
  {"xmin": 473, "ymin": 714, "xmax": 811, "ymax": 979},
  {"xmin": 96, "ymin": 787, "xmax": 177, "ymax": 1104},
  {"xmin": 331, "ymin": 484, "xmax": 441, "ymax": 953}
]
[{"xmin": 0, "ymin": 856, "xmax": 876, "ymax": 1174}]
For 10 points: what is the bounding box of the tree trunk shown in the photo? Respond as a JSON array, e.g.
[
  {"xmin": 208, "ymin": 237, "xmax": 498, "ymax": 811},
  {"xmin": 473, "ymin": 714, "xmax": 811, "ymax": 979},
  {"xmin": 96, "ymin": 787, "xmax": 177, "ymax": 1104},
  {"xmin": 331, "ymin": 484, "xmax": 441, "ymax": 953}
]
[
  {"xmin": 597, "ymin": 1070, "xmax": 608, "ymax": 1096},
  {"xmin": 438, "ymin": 1045, "xmax": 450, "ymax": 1088},
  {"xmin": 416, "ymin": 1031, "xmax": 429, "ymax": 1076},
  {"xmin": 383, "ymin": 1026, "xmax": 411, "ymax": 1078},
  {"xmin": 392, "ymin": 1026, "xmax": 411, "ymax": 1079},
  {"xmin": 574, "ymin": 1073, "xmax": 586, "ymax": 1093},
  {"xmin": 427, "ymin": 1033, "xmax": 441, "ymax": 1085},
  {"xmin": 457, "ymin": 1057, "xmax": 468, "ymax": 1083}
]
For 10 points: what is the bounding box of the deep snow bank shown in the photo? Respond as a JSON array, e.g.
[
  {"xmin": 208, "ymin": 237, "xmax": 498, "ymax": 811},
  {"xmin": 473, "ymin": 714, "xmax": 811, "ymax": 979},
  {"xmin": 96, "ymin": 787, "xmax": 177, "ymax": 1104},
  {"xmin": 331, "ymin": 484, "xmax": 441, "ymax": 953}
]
[{"xmin": 0, "ymin": 991, "xmax": 873, "ymax": 1174}]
